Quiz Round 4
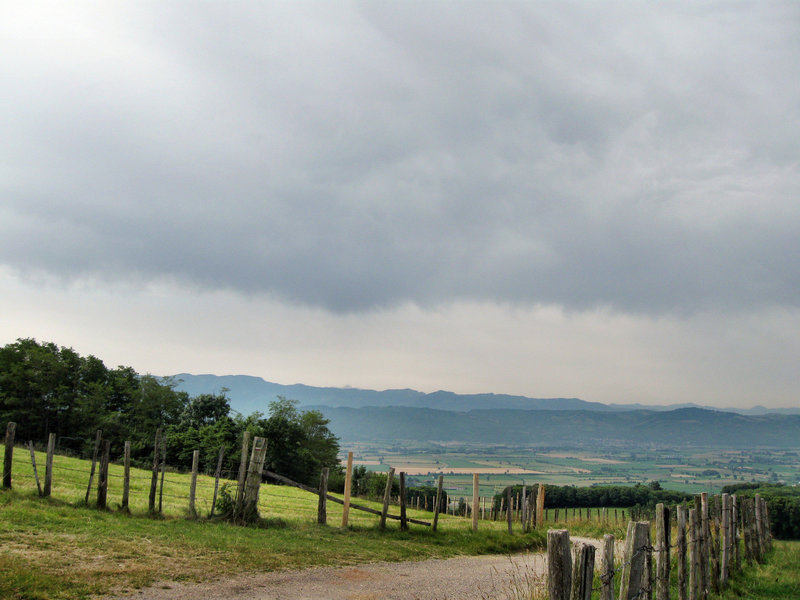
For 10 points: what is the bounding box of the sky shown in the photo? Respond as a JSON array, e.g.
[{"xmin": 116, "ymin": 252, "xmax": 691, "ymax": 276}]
[{"xmin": 2, "ymin": 2, "xmax": 799, "ymax": 409}]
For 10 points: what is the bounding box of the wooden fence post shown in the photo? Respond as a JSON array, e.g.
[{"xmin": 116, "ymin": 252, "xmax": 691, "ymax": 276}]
[
  {"xmin": 399, "ymin": 471, "xmax": 408, "ymax": 531},
  {"xmin": 600, "ymin": 534, "xmax": 614, "ymax": 600},
  {"xmin": 689, "ymin": 508, "xmax": 699, "ymax": 600},
  {"xmin": 148, "ymin": 428, "xmax": 162, "ymax": 512},
  {"xmin": 158, "ymin": 440, "xmax": 167, "ymax": 513},
  {"xmin": 506, "ymin": 487, "xmax": 513, "ymax": 534},
  {"xmin": 3, "ymin": 422, "xmax": 15, "ymax": 489},
  {"xmin": 122, "ymin": 440, "xmax": 131, "ymax": 511},
  {"xmin": 721, "ymin": 494, "xmax": 730, "ymax": 588},
  {"xmin": 96, "ymin": 439, "xmax": 111, "ymax": 509},
  {"xmin": 655, "ymin": 503, "xmax": 670, "ymax": 600},
  {"xmin": 472, "ymin": 473, "xmax": 479, "ymax": 532},
  {"xmin": 432, "ymin": 473, "xmax": 443, "ymax": 532},
  {"xmin": 731, "ymin": 495, "xmax": 739, "ymax": 572},
  {"xmin": 28, "ymin": 441, "xmax": 43, "ymax": 496},
  {"xmin": 317, "ymin": 467, "xmax": 329, "ymax": 525},
  {"xmin": 84, "ymin": 429, "xmax": 102, "ymax": 505},
  {"xmin": 210, "ymin": 446, "xmax": 224, "ymax": 517},
  {"xmin": 43, "ymin": 432, "xmax": 55, "ymax": 497},
  {"xmin": 341, "ymin": 451, "xmax": 353, "ymax": 528},
  {"xmin": 695, "ymin": 495, "xmax": 707, "ymax": 599},
  {"xmin": 754, "ymin": 494, "xmax": 764, "ymax": 562},
  {"xmin": 619, "ymin": 521, "xmax": 650, "ymax": 600},
  {"xmin": 572, "ymin": 541, "xmax": 596, "ymax": 600},
  {"xmin": 234, "ymin": 431, "xmax": 250, "ymax": 520},
  {"xmin": 380, "ymin": 467, "xmax": 396, "ymax": 530},
  {"xmin": 536, "ymin": 483, "xmax": 545, "ymax": 528},
  {"xmin": 188, "ymin": 449, "xmax": 199, "ymax": 517},
  {"xmin": 677, "ymin": 504, "xmax": 687, "ymax": 600},
  {"xmin": 240, "ymin": 436, "xmax": 267, "ymax": 523},
  {"xmin": 547, "ymin": 529, "xmax": 572, "ymax": 600}
]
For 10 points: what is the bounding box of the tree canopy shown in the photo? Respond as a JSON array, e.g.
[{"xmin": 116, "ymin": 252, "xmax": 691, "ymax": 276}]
[{"xmin": 0, "ymin": 338, "xmax": 341, "ymax": 486}]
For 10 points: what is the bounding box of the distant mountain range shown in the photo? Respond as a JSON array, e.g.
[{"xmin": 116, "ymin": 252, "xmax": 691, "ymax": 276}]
[{"xmin": 170, "ymin": 373, "xmax": 800, "ymax": 416}]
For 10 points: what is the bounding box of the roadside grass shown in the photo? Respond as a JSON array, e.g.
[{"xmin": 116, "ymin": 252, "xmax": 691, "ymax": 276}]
[
  {"xmin": 0, "ymin": 447, "xmax": 546, "ymax": 599},
  {"xmin": 712, "ymin": 540, "xmax": 800, "ymax": 599}
]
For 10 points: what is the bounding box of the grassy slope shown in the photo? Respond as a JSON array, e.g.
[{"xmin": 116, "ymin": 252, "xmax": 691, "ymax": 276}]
[{"xmin": 0, "ymin": 447, "xmax": 545, "ymax": 599}]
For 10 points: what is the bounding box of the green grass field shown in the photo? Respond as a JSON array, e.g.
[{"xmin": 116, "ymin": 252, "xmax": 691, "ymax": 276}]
[{"xmin": 0, "ymin": 446, "xmax": 547, "ymax": 599}]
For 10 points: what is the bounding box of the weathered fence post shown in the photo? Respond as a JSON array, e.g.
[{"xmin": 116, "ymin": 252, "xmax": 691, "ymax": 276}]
[
  {"xmin": 619, "ymin": 521, "xmax": 650, "ymax": 600},
  {"xmin": 158, "ymin": 441, "xmax": 167, "ymax": 513},
  {"xmin": 655, "ymin": 503, "xmax": 670, "ymax": 600},
  {"xmin": 317, "ymin": 467, "xmax": 329, "ymax": 525},
  {"xmin": 210, "ymin": 446, "xmax": 224, "ymax": 517},
  {"xmin": 731, "ymin": 495, "xmax": 739, "ymax": 572},
  {"xmin": 506, "ymin": 487, "xmax": 513, "ymax": 534},
  {"xmin": 148, "ymin": 428, "xmax": 162, "ymax": 512},
  {"xmin": 472, "ymin": 473, "xmax": 479, "ymax": 532},
  {"xmin": 721, "ymin": 494, "xmax": 730, "ymax": 588},
  {"xmin": 44, "ymin": 432, "xmax": 55, "ymax": 497},
  {"xmin": 3, "ymin": 422, "xmax": 16, "ymax": 489},
  {"xmin": 677, "ymin": 504, "xmax": 687, "ymax": 600},
  {"xmin": 96, "ymin": 439, "xmax": 111, "ymax": 509},
  {"xmin": 571, "ymin": 541, "xmax": 596, "ymax": 600},
  {"xmin": 537, "ymin": 483, "xmax": 545, "ymax": 528},
  {"xmin": 380, "ymin": 467, "xmax": 396, "ymax": 530},
  {"xmin": 234, "ymin": 431, "xmax": 250, "ymax": 520},
  {"xmin": 122, "ymin": 440, "xmax": 131, "ymax": 511},
  {"xmin": 188, "ymin": 449, "xmax": 200, "ymax": 517},
  {"xmin": 688, "ymin": 508, "xmax": 699, "ymax": 600},
  {"xmin": 547, "ymin": 529, "xmax": 572, "ymax": 600},
  {"xmin": 341, "ymin": 451, "xmax": 354, "ymax": 528},
  {"xmin": 432, "ymin": 473, "xmax": 443, "ymax": 532},
  {"xmin": 600, "ymin": 534, "xmax": 614, "ymax": 600},
  {"xmin": 28, "ymin": 441, "xmax": 43, "ymax": 496},
  {"xmin": 399, "ymin": 471, "xmax": 408, "ymax": 531},
  {"xmin": 84, "ymin": 429, "xmax": 102, "ymax": 505},
  {"xmin": 754, "ymin": 493, "xmax": 764, "ymax": 562},
  {"xmin": 240, "ymin": 436, "xmax": 267, "ymax": 523}
]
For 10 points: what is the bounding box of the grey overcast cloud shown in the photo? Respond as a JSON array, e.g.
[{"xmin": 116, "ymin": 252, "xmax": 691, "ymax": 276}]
[{"xmin": 2, "ymin": 2, "xmax": 799, "ymax": 408}]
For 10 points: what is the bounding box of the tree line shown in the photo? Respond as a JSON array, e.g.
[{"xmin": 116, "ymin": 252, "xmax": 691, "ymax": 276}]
[{"xmin": 0, "ymin": 338, "xmax": 342, "ymax": 488}]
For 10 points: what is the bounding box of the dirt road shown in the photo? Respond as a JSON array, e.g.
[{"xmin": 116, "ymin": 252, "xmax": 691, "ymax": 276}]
[{"xmin": 114, "ymin": 537, "xmax": 604, "ymax": 600}]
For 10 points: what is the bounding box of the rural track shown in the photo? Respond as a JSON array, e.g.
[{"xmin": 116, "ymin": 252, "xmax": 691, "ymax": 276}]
[{"xmin": 113, "ymin": 537, "xmax": 603, "ymax": 600}]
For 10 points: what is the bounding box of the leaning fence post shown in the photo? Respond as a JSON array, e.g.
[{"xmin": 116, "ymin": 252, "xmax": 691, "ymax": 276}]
[
  {"xmin": 600, "ymin": 534, "xmax": 614, "ymax": 600},
  {"xmin": 188, "ymin": 449, "xmax": 200, "ymax": 517},
  {"xmin": 122, "ymin": 441, "xmax": 131, "ymax": 511},
  {"xmin": 148, "ymin": 428, "xmax": 162, "ymax": 512},
  {"xmin": 547, "ymin": 529, "xmax": 572, "ymax": 600},
  {"xmin": 210, "ymin": 446, "xmax": 225, "ymax": 518},
  {"xmin": 341, "ymin": 451, "xmax": 354, "ymax": 528},
  {"xmin": 380, "ymin": 467, "xmax": 396, "ymax": 530},
  {"xmin": 84, "ymin": 429, "xmax": 102, "ymax": 505},
  {"xmin": 28, "ymin": 441, "xmax": 43, "ymax": 496},
  {"xmin": 43, "ymin": 432, "xmax": 55, "ymax": 497},
  {"xmin": 432, "ymin": 473, "xmax": 443, "ymax": 532},
  {"xmin": 317, "ymin": 467, "xmax": 329, "ymax": 525},
  {"xmin": 571, "ymin": 541, "xmax": 596, "ymax": 600},
  {"xmin": 96, "ymin": 439, "xmax": 111, "ymax": 509}
]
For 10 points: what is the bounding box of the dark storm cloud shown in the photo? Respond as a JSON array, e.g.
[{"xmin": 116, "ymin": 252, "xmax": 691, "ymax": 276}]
[{"xmin": 2, "ymin": 1, "xmax": 799, "ymax": 313}]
